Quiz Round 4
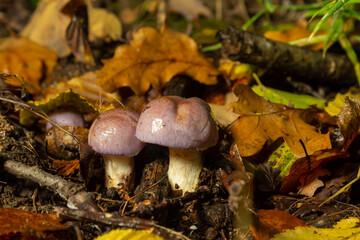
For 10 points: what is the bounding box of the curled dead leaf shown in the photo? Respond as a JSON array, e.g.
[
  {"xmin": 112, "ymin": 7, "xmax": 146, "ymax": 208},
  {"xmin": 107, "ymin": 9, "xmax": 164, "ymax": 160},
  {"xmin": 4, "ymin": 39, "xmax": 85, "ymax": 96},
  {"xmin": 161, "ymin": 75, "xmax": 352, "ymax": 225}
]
[{"xmin": 97, "ymin": 27, "xmax": 219, "ymax": 95}]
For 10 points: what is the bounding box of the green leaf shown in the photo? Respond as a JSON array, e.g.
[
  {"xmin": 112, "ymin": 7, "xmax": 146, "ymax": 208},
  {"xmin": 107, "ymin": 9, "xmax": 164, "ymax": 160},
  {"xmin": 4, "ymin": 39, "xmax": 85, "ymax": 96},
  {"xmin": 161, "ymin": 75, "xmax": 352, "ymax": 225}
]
[
  {"xmin": 310, "ymin": 0, "xmax": 349, "ymax": 40},
  {"xmin": 323, "ymin": 11, "xmax": 344, "ymax": 55},
  {"xmin": 252, "ymin": 85, "xmax": 326, "ymax": 109},
  {"xmin": 268, "ymin": 142, "xmax": 299, "ymax": 180}
]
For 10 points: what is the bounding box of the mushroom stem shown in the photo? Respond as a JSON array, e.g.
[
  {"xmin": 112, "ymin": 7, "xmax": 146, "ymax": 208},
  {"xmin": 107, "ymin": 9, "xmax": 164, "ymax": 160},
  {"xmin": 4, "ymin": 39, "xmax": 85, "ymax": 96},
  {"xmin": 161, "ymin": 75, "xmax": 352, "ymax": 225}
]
[
  {"xmin": 168, "ymin": 148, "xmax": 202, "ymax": 194},
  {"xmin": 102, "ymin": 154, "xmax": 135, "ymax": 190}
]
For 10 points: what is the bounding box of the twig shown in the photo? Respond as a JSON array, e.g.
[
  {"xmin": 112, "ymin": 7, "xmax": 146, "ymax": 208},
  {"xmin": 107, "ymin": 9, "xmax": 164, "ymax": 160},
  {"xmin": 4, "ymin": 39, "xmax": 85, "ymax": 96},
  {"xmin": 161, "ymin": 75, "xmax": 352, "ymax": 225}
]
[
  {"xmin": 56, "ymin": 207, "xmax": 191, "ymax": 240},
  {"xmin": 2, "ymin": 160, "xmax": 99, "ymax": 212},
  {"xmin": 217, "ymin": 26, "xmax": 356, "ymax": 87}
]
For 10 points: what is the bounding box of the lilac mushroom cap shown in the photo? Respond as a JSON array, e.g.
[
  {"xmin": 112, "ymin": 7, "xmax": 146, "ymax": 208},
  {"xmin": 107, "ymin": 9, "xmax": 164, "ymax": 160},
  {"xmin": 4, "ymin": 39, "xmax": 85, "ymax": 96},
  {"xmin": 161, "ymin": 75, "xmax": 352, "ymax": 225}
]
[
  {"xmin": 136, "ymin": 96, "xmax": 218, "ymax": 150},
  {"xmin": 46, "ymin": 111, "xmax": 85, "ymax": 130},
  {"xmin": 88, "ymin": 108, "xmax": 145, "ymax": 190},
  {"xmin": 136, "ymin": 96, "xmax": 219, "ymax": 194},
  {"xmin": 88, "ymin": 108, "xmax": 145, "ymax": 157}
]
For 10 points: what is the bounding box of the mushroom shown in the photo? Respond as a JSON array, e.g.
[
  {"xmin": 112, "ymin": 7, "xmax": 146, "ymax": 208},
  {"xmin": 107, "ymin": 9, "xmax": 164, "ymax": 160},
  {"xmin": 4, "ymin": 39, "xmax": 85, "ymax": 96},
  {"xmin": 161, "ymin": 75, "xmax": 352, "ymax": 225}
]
[
  {"xmin": 88, "ymin": 108, "xmax": 145, "ymax": 190},
  {"xmin": 136, "ymin": 96, "xmax": 218, "ymax": 194},
  {"xmin": 46, "ymin": 111, "xmax": 85, "ymax": 130}
]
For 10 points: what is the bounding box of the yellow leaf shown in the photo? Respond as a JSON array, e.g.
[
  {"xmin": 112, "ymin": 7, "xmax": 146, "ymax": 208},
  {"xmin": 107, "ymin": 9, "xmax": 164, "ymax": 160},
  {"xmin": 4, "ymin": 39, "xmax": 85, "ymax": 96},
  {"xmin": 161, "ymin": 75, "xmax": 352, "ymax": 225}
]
[
  {"xmin": 0, "ymin": 38, "xmax": 57, "ymax": 94},
  {"xmin": 96, "ymin": 27, "xmax": 219, "ymax": 95},
  {"xmin": 273, "ymin": 217, "xmax": 360, "ymax": 240},
  {"xmin": 95, "ymin": 229, "xmax": 165, "ymax": 240}
]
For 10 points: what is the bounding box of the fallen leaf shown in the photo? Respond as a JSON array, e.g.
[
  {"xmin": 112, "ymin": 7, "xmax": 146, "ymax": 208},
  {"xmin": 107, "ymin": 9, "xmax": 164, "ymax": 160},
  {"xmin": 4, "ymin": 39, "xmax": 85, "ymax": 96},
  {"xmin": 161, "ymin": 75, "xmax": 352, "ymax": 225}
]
[
  {"xmin": 337, "ymin": 97, "xmax": 360, "ymax": 150},
  {"xmin": 219, "ymin": 57, "xmax": 253, "ymax": 84},
  {"xmin": 251, "ymin": 209, "xmax": 307, "ymax": 240},
  {"xmin": 42, "ymin": 72, "xmax": 120, "ymax": 107},
  {"xmin": 252, "ymin": 84, "xmax": 326, "ymax": 109},
  {"xmin": 52, "ymin": 159, "xmax": 80, "ymax": 177},
  {"xmin": 264, "ymin": 21, "xmax": 324, "ymax": 51},
  {"xmin": 21, "ymin": 0, "xmax": 121, "ymax": 57},
  {"xmin": 273, "ymin": 217, "xmax": 360, "ymax": 240},
  {"xmin": 95, "ymin": 228, "xmax": 165, "ymax": 240},
  {"xmin": 208, "ymin": 103, "xmax": 238, "ymax": 127},
  {"xmin": 0, "ymin": 38, "xmax": 57, "ymax": 94},
  {"xmin": 325, "ymin": 87, "xmax": 360, "ymax": 116},
  {"xmin": 280, "ymin": 149, "xmax": 350, "ymax": 194},
  {"xmin": 228, "ymin": 85, "xmax": 331, "ymax": 157},
  {"xmin": 0, "ymin": 207, "xmax": 69, "ymax": 239},
  {"xmin": 297, "ymin": 167, "xmax": 330, "ymax": 197},
  {"xmin": 96, "ymin": 27, "xmax": 219, "ymax": 95},
  {"xmin": 20, "ymin": 89, "xmax": 98, "ymax": 126}
]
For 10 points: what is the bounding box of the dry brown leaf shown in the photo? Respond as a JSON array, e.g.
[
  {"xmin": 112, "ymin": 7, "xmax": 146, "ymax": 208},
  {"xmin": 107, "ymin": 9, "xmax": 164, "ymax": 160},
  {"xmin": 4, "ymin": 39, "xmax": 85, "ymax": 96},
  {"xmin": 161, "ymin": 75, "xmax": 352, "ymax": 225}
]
[
  {"xmin": 337, "ymin": 96, "xmax": 360, "ymax": 150},
  {"xmin": 0, "ymin": 38, "xmax": 57, "ymax": 94},
  {"xmin": 251, "ymin": 209, "xmax": 307, "ymax": 240},
  {"xmin": 280, "ymin": 149, "xmax": 350, "ymax": 194},
  {"xmin": 297, "ymin": 167, "xmax": 330, "ymax": 197},
  {"xmin": 96, "ymin": 27, "xmax": 219, "ymax": 95},
  {"xmin": 0, "ymin": 207, "xmax": 69, "ymax": 239},
  {"xmin": 21, "ymin": 0, "xmax": 122, "ymax": 57},
  {"xmin": 228, "ymin": 85, "xmax": 331, "ymax": 157}
]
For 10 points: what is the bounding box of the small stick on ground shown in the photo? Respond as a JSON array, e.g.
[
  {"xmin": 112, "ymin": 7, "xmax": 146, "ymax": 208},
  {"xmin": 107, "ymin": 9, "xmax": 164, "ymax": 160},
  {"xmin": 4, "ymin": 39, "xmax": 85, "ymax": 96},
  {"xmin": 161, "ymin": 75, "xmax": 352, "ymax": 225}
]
[
  {"xmin": 2, "ymin": 160, "xmax": 99, "ymax": 212},
  {"xmin": 217, "ymin": 26, "xmax": 356, "ymax": 87}
]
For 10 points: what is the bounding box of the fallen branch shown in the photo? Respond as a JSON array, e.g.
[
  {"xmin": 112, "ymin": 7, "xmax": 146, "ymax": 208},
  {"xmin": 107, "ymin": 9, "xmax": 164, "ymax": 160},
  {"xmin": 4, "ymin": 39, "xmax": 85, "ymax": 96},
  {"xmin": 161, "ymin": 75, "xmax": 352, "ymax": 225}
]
[
  {"xmin": 217, "ymin": 26, "xmax": 356, "ymax": 87},
  {"xmin": 56, "ymin": 207, "xmax": 191, "ymax": 240},
  {"xmin": 2, "ymin": 160, "xmax": 99, "ymax": 212}
]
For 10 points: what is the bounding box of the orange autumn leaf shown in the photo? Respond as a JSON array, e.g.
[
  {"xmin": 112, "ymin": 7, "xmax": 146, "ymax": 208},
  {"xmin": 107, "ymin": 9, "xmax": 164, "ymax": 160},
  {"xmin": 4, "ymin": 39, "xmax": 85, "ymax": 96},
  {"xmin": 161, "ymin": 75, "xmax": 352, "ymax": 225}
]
[
  {"xmin": 0, "ymin": 38, "xmax": 57, "ymax": 94},
  {"xmin": 228, "ymin": 85, "xmax": 331, "ymax": 157},
  {"xmin": 264, "ymin": 21, "xmax": 324, "ymax": 51},
  {"xmin": 97, "ymin": 27, "xmax": 219, "ymax": 95},
  {"xmin": 0, "ymin": 207, "xmax": 69, "ymax": 239},
  {"xmin": 251, "ymin": 209, "xmax": 307, "ymax": 240},
  {"xmin": 52, "ymin": 159, "xmax": 80, "ymax": 177}
]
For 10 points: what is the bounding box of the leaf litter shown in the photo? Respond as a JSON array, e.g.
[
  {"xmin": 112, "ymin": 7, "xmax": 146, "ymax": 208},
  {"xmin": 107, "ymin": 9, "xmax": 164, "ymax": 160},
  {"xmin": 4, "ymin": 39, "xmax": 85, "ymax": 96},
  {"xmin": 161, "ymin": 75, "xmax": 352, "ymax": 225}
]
[{"xmin": 2, "ymin": 1, "xmax": 360, "ymax": 239}]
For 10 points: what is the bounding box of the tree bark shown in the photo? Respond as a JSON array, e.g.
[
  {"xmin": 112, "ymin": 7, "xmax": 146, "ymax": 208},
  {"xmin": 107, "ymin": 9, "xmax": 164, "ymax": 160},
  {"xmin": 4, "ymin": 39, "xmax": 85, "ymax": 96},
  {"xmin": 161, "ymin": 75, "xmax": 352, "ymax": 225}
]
[{"xmin": 217, "ymin": 26, "xmax": 356, "ymax": 87}]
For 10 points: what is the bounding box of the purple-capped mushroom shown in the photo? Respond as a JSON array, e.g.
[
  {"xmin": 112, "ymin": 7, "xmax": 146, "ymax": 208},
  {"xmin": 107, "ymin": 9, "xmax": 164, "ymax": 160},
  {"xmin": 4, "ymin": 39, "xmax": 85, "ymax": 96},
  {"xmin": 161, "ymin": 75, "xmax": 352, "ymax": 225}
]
[
  {"xmin": 46, "ymin": 111, "xmax": 85, "ymax": 130},
  {"xmin": 136, "ymin": 96, "xmax": 218, "ymax": 194},
  {"xmin": 88, "ymin": 108, "xmax": 145, "ymax": 190}
]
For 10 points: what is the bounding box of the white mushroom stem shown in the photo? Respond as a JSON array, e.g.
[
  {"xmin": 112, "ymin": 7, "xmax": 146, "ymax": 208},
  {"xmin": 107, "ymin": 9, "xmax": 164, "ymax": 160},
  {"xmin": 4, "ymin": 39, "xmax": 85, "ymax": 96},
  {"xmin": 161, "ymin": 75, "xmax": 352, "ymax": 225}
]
[
  {"xmin": 168, "ymin": 148, "xmax": 202, "ymax": 194},
  {"xmin": 101, "ymin": 154, "xmax": 135, "ymax": 190}
]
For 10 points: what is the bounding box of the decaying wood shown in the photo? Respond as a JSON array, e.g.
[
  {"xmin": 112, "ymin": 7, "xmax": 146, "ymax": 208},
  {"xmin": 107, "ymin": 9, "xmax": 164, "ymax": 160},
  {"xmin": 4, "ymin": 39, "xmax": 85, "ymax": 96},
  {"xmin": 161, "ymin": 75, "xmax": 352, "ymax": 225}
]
[
  {"xmin": 217, "ymin": 26, "xmax": 356, "ymax": 86},
  {"xmin": 3, "ymin": 160, "xmax": 99, "ymax": 212},
  {"xmin": 56, "ymin": 207, "xmax": 191, "ymax": 240}
]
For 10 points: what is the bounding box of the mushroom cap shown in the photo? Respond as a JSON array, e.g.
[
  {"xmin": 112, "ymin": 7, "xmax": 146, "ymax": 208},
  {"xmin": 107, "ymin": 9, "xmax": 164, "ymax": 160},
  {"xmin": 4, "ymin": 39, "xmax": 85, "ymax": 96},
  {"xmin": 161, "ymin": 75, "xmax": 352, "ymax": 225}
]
[
  {"xmin": 46, "ymin": 111, "xmax": 85, "ymax": 130},
  {"xmin": 88, "ymin": 108, "xmax": 145, "ymax": 156},
  {"xmin": 136, "ymin": 96, "xmax": 218, "ymax": 150}
]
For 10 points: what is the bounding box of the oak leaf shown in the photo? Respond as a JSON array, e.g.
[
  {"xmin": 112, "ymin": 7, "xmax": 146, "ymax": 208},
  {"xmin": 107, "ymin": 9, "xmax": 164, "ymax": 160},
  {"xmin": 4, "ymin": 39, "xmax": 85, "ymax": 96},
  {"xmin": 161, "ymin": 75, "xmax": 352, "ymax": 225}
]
[
  {"xmin": 0, "ymin": 38, "xmax": 57, "ymax": 94},
  {"xmin": 96, "ymin": 27, "xmax": 219, "ymax": 95},
  {"xmin": 228, "ymin": 85, "xmax": 331, "ymax": 157}
]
